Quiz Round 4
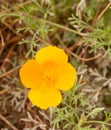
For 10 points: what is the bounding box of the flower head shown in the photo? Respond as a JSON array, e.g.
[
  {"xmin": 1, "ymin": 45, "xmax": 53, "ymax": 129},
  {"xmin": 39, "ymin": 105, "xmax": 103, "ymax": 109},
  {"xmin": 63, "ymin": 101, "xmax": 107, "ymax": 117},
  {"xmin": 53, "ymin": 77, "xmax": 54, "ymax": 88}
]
[{"xmin": 20, "ymin": 46, "xmax": 76, "ymax": 109}]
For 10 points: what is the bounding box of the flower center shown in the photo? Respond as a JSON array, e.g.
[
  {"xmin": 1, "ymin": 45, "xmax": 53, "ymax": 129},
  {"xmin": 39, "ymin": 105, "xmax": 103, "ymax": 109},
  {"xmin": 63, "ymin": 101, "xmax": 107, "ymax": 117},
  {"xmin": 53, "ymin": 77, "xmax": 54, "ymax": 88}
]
[
  {"xmin": 40, "ymin": 61, "xmax": 57, "ymax": 86},
  {"xmin": 41, "ymin": 71, "xmax": 56, "ymax": 86}
]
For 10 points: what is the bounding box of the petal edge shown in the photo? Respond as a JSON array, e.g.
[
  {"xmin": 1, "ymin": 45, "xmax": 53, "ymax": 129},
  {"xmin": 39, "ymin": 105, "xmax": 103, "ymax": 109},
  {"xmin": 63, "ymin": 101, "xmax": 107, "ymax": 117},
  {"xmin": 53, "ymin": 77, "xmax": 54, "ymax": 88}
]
[
  {"xmin": 28, "ymin": 86, "xmax": 62, "ymax": 109},
  {"xmin": 55, "ymin": 63, "xmax": 76, "ymax": 91},
  {"xmin": 36, "ymin": 46, "xmax": 68, "ymax": 65},
  {"xmin": 20, "ymin": 59, "xmax": 42, "ymax": 88}
]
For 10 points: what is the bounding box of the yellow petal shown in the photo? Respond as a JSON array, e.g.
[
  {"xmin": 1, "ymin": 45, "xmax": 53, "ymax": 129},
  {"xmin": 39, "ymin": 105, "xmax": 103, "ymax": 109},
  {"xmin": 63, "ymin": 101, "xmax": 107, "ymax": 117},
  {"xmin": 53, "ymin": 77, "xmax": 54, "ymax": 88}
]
[
  {"xmin": 28, "ymin": 85, "xmax": 62, "ymax": 109},
  {"xmin": 36, "ymin": 46, "xmax": 68, "ymax": 65},
  {"xmin": 19, "ymin": 59, "xmax": 42, "ymax": 88},
  {"xmin": 55, "ymin": 63, "xmax": 76, "ymax": 91}
]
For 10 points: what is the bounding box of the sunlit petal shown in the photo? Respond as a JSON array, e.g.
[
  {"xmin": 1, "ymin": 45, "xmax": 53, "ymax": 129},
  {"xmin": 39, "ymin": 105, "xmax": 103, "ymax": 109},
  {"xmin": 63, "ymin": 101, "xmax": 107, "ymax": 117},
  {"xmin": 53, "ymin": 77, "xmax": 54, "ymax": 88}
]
[
  {"xmin": 20, "ymin": 59, "xmax": 42, "ymax": 88},
  {"xmin": 36, "ymin": 46, "xmax": 68, "ymax": 65},
  {"xmin": 55, "ymin": 63, "xmax": 76, "ymax": 91},
  {"xmin": 28, "ymin": 85, "xmax": 62, "ymax": 109}
]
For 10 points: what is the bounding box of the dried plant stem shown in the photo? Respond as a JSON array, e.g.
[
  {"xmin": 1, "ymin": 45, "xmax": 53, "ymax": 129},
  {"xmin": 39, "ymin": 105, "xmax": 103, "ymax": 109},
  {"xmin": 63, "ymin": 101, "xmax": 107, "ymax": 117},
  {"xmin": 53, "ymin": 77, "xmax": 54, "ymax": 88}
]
[
  {"xmin": 0, "ymin": 64, "xmax": 22, "ymax": 79},
  {"xmin": 0, "ymin": 113, "xmax": 18, "ymax": 130},
  {"xmin": 0, "ymin": 30, "xmax": 5, "ymax": 46},
  {"xmin": 92, "ymin": 0, "xmax": 104, "ymax": 24},
  {"xmin": 97, "ymin": 2, "xmax": 111, "ymax": 20},
  {"xmin": 0, "ymin": 36, "xmax": 22, "ymax": 57},
  {"xmin": 1, "ymin": 21, "xmax": 22, "ymax": 37},
  {"xmin": 0, "ymin": 89, "xmax": 8, "ymax": 95},
  {"xmin": 66, "ymin": 48, "xmax": 102, "ymax": 61},
  {"xmin": 36, "ymin": 37, "xmax": 101, "ymax": 62},
  {"xmin": 1, "ymin": 44, "xmax": 16, "ymax": 69},
  {"xmin": 49, "ymin": 107, "xmax": 53, "ymax": 129}
]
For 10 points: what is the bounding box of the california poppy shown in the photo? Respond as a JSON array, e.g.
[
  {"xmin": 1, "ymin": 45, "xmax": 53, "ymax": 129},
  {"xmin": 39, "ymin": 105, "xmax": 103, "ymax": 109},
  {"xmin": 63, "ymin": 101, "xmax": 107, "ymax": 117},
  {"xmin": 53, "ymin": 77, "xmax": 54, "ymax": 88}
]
[{"xmin": 20, "ymin": 46, "xmax": 76, "ymax": 109}]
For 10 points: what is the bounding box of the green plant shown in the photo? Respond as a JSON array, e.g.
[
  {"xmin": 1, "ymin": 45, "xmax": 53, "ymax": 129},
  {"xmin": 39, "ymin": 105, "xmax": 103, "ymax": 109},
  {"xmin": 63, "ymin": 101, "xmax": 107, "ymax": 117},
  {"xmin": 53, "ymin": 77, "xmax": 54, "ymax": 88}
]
[{"xmin": 1, "ymin": 0, "xmax": 111, "ymax": 129}]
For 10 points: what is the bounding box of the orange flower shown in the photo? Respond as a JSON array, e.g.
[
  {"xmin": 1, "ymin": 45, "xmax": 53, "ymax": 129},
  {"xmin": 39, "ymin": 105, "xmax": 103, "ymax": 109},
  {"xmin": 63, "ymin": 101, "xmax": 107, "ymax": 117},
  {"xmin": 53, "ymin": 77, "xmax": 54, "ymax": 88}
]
[{"xmin": 20, "ymin": 46, "xmax": 76, "ymax": 109}]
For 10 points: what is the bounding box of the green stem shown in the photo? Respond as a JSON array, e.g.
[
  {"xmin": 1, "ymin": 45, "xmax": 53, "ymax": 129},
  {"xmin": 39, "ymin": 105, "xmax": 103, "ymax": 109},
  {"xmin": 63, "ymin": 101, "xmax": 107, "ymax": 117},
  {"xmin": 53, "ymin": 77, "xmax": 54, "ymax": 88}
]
[
  {"xmin": 85, "ymin": 120, "xmax": 111, "ymax": 126},
  {"xmin": 38, "ymin": 18, "xmax": 88, "ymax": 36}
]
